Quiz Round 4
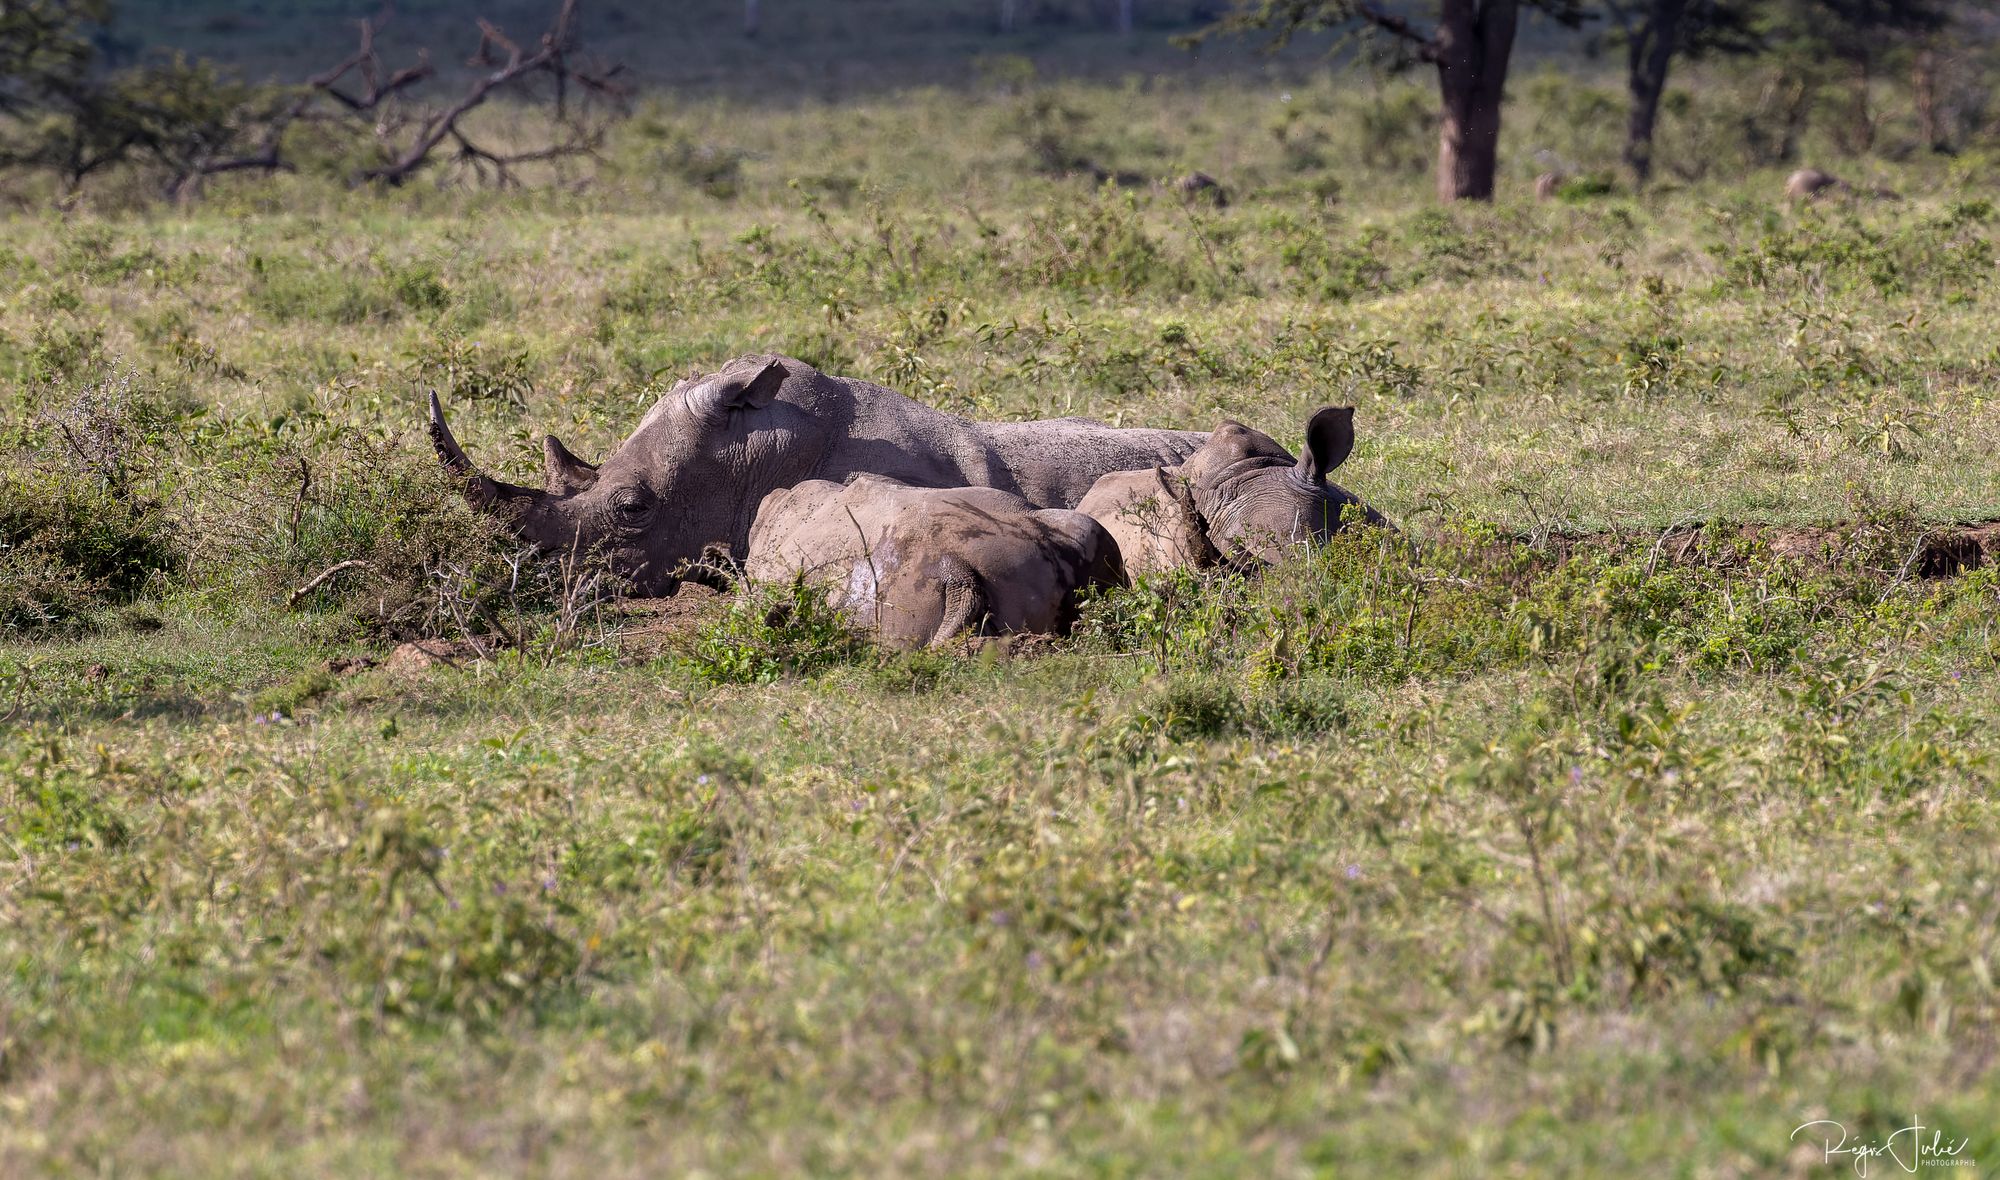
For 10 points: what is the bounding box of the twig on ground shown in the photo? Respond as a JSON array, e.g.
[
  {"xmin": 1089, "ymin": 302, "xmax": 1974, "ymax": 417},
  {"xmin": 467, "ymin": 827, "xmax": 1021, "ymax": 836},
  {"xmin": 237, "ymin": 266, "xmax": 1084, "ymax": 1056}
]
[{"xmin": 288, "ymin": 559, "xmax": 375, "ymax": 607}]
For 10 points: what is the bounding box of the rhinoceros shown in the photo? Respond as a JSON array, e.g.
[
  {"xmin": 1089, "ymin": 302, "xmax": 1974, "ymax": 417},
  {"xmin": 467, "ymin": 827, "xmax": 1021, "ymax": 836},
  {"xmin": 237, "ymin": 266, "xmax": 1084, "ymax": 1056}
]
[
  {"xmin": 743, "ymin": 475, "xmax": 1124, "ymax": 649},
  {"xmin": 1077, "ymin": 406, "xmax": 1386, "ymax": 577},
  {"xmin": 429, "ymin": 354, "xmax": 1203, "ymax": 594}
]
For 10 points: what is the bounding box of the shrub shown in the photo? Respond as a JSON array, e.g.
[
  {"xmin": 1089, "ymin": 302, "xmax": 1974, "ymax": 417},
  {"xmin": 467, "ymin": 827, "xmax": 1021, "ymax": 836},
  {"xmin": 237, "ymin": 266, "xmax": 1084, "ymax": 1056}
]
[
  {"xmin": 1011, "ymin": 188, "xmax": 1203, "ymax": 296},
  {"xmin": 246, "ymin": 254, "xmax": 399, "ymax": 325},
  {"xmin": 404, "ymin": 333, "xmax": 535, "ymax": 408},
  {"xmin": 0, "ymin": 467, "xmax": 179, "ymax": 631},
  {"xmin": 1130, "ymin": 675, "xmax": 1245, "ymax": 742},
  {"xmin": 25, "ymin": 321, "xmax": 107, "ymax": 384},
  {"xmin": 12, "ymin": 769, "xmax": 133, "ymax": 854},
  {"xmin": 0, "ymin": 373, "xmax": 185, "ymax": 632},
  {"xmin": 682, "ymin": 575, "xmax": 869, "ymax": 684},
  {"xmin": 174, "ymin": 416, "xmax": 533, "ymax": 639}
]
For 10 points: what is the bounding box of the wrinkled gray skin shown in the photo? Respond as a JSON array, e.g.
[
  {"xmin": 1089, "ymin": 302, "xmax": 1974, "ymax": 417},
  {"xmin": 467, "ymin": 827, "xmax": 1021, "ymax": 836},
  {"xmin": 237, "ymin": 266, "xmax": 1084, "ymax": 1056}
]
[
  {"xmin": 430, "ymin": 354, "xmax": 1204, "ymax": 594},
  {"xmin": 744, "ymin": 476, "xmax": 1125, "ymax": 649},
  {"xmin": 1078, "ymin": 406, "xmax": 1387, "ymax": 576}
]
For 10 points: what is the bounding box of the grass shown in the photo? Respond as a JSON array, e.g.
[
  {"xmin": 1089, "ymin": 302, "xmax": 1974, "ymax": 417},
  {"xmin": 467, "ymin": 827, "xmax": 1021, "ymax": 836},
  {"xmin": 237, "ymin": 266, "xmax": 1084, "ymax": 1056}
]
[{"xmin": 5, "ymin": 51, "xmax": 2000, "ymax": 1176}]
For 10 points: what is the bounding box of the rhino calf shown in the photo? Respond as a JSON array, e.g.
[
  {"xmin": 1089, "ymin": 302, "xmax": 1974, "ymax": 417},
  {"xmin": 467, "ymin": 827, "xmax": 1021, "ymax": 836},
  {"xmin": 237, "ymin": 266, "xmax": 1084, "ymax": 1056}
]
[
  {"xmin": 743, "ymin": 476, "xmax": 1125, "ymax": 650},
  {"xmin": 1078, "ymin": 406, "xmax": 1385, "ymax": 577}
]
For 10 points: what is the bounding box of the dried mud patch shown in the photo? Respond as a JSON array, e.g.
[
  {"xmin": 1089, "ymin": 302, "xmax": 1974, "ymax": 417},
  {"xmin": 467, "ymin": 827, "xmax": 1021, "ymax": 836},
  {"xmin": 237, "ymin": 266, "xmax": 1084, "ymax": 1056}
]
[{"xmin": 614, "ymin": 583, "xmax": 730, "ymax": 659}]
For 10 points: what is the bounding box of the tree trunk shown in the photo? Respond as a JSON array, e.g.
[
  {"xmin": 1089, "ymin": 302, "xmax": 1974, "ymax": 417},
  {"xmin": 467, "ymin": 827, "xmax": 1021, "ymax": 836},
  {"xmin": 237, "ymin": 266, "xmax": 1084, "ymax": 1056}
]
[
  {"xmin": 1432, "ymin": 0, "xmax": 1518, "ymax": 202},
  {"xmin": 744, "ymin": 0, "xmax": 760, "ymax": 38},
  {"xmin": 1117, "ymin": 0, "xmax": 1134, "ymax": 36},
  {"xmin": 1775, "ymin": 71, "xmax": 1811, "ymax": 164},
  {"xmin": 1623, "ymin": 0, "xmax": 1687, "ymax": 187},
  {"xmin": 999, "ymin": 0, "xmax": 1015, "ymax": 34},
  {"xmin": 1851, "ymin": 57, "xmax": 1874, "ymax": 154},
  {"xmin": 1913, "ymin": 45, "xmax": 1940, "ymax": 150}
]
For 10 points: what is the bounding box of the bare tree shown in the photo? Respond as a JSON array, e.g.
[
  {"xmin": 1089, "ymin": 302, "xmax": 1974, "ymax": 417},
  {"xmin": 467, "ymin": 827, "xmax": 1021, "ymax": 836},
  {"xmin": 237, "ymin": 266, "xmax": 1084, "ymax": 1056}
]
[
  {"xmin": 2, "ymin": 0, "xmax": 626, "ymax": 200},
  {"xmin": 366, "ymin": 0, "xmax": 622, "ymax": 186},
  {"xmin": 1912, "ymin": 42, "xmax": 1940, "ymax": 151},
  {"xmin": 745, "ymin": 0, "xmax": 761, "ymax": 38},
  {"xmin": 197, "ymin": 0, "xmax": 624, "ymax": 196}
]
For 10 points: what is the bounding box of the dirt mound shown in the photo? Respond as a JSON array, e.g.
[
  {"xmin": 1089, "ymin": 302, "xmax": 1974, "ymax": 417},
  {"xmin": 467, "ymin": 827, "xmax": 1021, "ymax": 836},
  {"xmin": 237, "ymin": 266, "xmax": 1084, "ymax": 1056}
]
[{"xmin": 1539, "ymin": 518, "xmax": 2000, "ymax": 578}]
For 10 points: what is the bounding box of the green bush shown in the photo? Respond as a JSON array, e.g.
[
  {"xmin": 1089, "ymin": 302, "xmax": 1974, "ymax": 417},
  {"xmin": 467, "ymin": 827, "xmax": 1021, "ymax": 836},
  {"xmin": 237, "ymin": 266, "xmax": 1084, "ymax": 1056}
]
[
  {"xmin": 192, "ymin": 433, "xmax": 527, "ymax": 637},
  {"xmin": 0, "ymin": 460, "xmax": 180, "ymax": 634},
  {"xmin": 404, "ymin": 333, "xmax": 535, "ymax": 408},
  {"xmin": 683, "ymin": 575, "xmax": 869, "ymax": 684},
  {"xmin": 1011, "ymin": 188, "xmax": 1207, "ymax": 297}
]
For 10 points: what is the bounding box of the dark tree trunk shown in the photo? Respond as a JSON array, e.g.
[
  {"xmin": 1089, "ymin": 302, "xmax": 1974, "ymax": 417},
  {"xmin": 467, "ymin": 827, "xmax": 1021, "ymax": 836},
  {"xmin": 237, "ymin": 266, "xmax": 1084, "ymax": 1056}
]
[
  {"xmin": 1432, "ymin": 0, "xmax": 1518, "ymax": 202},
  {"xmin": 1913, "ymin": 45, "xmax": 1940, "ymax": 150},
  {"xmin": 1766, "ymin": 70, "xmax": 1812, "ymax": 164},
  {"xmin": 1848, "ymin": 57, "xmax": 1875, "ymax": 154},
  {"xmin": 1623, "ymin": 0, "xmax": 1687, "ymax": 186}
]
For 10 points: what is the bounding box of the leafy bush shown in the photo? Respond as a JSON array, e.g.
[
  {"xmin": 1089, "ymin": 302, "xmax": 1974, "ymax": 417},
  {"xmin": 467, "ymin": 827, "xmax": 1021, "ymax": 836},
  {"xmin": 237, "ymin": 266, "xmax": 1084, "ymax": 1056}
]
[
  {"xmin": 1011, "ymin": 188, "xmax": 1206, "ymax": 296},
  {"xmin": 0, "ymin": 467, "xmax": 179, "ymax": 631},
  {"xmin": 682, "ymin": 575, "xmax": 869, "ymax": 684},
  {"xmin": 11, "ymin": 768, "xmax": 133, "ymax": 854},
  {"xmin": 1127, "ymin": 675, "xmax": 1245, "ymax": 743},
  {"xmin": 316, "ymin": 805, "xmax": 581, "ymax": 1027},
  {"xmin": 1709, "ymin": 208, "xmax": 1997, "ymax": 300},
  {"xmin": 404, "ymin": 333, "xmax": 535, "ymax": 408},
  {"xmin": 25, "ymin": 321, "xmax": 107, "ymax": 383},
  {"xmin": 0, "ymin": 373, "xmax": 185, "ymax": 632}
]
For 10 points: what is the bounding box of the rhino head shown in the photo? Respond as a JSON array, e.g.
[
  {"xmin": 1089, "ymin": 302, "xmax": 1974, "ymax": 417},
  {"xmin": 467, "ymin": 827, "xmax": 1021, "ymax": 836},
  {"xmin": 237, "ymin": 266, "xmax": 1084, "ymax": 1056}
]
[
  {"xmin": 428, "ymin": 356, "xmax": 807, "ymax": 594},
  {"xmin": 1178, "ymin": 406, "xmax": 1382, "ymax": 566}
]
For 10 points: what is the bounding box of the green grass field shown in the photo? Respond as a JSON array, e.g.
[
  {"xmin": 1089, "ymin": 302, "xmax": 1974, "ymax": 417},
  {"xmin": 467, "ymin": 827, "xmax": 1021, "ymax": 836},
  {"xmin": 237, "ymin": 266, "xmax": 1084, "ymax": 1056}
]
[{"xmin": 5, "ymin": 43, "xmax": 2000, "ymax": 1177}]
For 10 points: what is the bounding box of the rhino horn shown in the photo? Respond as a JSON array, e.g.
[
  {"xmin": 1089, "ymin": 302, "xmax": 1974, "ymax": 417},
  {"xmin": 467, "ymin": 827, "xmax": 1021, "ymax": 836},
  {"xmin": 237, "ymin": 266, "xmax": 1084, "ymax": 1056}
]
[
  {"xmin": 428, "ymin": 391, "xmax": 544, "ymax": 513},
  {"xmin": 542, "ymin": 434, "xmax": 599, "ymax": 496}
]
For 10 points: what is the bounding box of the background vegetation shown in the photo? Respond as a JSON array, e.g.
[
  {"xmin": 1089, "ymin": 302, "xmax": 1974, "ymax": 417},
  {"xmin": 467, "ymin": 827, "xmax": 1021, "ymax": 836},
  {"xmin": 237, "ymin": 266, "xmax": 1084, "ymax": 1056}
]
[{"xmin": 3, "ymin": 1, "xmax": 2000, "ymax": 1175}]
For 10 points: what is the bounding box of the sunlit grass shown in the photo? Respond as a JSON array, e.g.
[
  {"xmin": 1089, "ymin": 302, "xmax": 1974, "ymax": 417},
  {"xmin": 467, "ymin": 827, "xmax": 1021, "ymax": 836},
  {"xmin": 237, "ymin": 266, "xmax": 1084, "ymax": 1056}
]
[{"xmin": 5, "ymin": 62, "xmax": 2000, "ymax": 1176}]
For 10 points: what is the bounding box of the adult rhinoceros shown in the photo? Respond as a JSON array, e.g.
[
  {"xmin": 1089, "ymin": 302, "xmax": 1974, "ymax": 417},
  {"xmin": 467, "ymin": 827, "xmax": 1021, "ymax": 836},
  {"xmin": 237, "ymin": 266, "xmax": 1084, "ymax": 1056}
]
[{"xmin": 428, "ymin": 354, "xmax": 1204, "ymax": 594}]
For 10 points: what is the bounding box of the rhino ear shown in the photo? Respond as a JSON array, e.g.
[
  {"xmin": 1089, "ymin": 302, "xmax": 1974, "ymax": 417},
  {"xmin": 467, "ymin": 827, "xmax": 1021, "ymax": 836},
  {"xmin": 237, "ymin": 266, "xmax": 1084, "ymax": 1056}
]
[
  {"xmin": 542, "ymin": 435, "xmax": 598, "ymax": 496},
  {"xmin": 1297, "ymin": 406, "xmax": 1355, "ymax": 485},
  {"xmin": 688, "ymin": 358, "xmax": 789, "ymax": 422}
]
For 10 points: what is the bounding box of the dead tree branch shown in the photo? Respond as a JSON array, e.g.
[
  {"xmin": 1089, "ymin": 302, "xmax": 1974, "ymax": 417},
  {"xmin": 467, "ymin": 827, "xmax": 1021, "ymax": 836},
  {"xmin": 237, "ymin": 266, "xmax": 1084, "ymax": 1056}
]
[
  {"xmin": 362, "ymin": 0, "xmax": 622, "ymax": 187},
  {"xmin": 162, "ymin": 0, "xmax": 625, "ymax": 199}
]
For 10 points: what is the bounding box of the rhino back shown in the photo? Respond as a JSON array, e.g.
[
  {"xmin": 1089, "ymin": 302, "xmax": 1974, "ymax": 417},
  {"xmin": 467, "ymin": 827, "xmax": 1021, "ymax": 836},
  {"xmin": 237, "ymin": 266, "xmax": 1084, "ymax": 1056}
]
[
  {"xmin": 723, "ymin": 366, "xmax": 1204, "ymax": 510},
  {"xmin": 974, "ymin": 420, "xmax": 1206, "ymax": 508},
  {"xmin": 765, "ymin": 373, "xmax": 996, "ymax": 490},
  {"xmin": 741, "ymin": 480, "xmax": 878, "ymax": 584}
]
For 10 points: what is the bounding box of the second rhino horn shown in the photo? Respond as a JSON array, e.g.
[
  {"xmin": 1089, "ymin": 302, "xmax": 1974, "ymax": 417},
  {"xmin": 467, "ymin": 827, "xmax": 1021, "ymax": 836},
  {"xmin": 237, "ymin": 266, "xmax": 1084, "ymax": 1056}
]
[{"xmin": 543, "ymin": 435, "xmax": 599, "ymax": 496}]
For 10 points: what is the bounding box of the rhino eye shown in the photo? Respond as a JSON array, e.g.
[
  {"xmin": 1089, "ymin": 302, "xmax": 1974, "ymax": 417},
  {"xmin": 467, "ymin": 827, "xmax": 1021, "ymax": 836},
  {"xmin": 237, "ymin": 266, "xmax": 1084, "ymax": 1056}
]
[{"xmin": 612, "ymin": 489, "xmax": 651, "ymax": 525}]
